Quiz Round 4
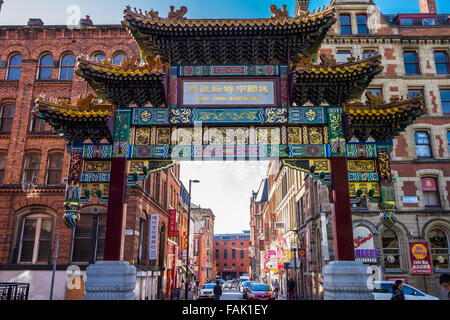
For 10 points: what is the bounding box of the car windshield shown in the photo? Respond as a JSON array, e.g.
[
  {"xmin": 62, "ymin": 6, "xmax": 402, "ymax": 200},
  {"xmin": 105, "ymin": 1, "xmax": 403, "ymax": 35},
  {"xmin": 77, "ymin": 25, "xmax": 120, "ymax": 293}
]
[
  {"xmin": 203, "ymin": 284, "xmax": 215, "ymax": 289},
  {"xmin": 252, "ymin": 284, "xmax": 269, "ymax": 291},
  {"xmin": 244, "ymin": 281, "xmax": 253, "ymax": 287},
  {"xmin": 226, "ymin": 280, "xmax": 232, "ymax": 283}
]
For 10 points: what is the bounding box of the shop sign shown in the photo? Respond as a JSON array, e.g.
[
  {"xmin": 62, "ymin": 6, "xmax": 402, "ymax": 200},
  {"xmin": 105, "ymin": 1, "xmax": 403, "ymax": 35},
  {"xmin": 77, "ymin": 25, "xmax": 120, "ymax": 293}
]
[
  {"xmin": 181, "ymin": 79, "xmax": 276, "ymax": 107},
  {"xmin": 275, "ymin": 222, "xmax": 285, "ymax": 229},
  {"xmin": 278, "ymin": 263, "xmax": 284, "ymax": 271},
  {"xmin": 353, "ymin": 226, "xmax": 378, "ymax": 264},
  {"xmin": 149, "ymin": 213, "xmax": 159, "ymax": 260},
  {"xmin": 298, "ymin": 248, "xmax": 306, "ymax": 262},
  {"xmin": 305, "ymin": 228, "xmax": 311, "ymax": 262},
  {"xmin": 408, "ymin": 242, "xmax": 433, "ymax": 274},
  {"xmin": 168, "ymin": 209, "xmax": 177, "ymax": 237},
  {"xmin": 402, "ymin": 196, "xmax": 418, "ymax": 203}
]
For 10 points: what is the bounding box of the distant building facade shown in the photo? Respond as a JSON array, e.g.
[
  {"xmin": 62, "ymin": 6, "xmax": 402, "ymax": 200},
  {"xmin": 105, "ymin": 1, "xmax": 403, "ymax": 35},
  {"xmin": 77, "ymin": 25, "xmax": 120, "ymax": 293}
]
[{"xmin": 214, "ymin": 231, "xmax": 252, "ymax": 280}]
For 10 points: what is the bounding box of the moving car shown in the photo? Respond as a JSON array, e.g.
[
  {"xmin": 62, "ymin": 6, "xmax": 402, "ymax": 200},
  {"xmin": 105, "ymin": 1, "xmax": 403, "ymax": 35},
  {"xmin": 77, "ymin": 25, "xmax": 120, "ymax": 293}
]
[
  {"xmin": 371, "ymin": 281, "xmax": 439, "ymax": 300},
  {"xmin": 242, "ymin": 281, "xmax": 255, "ymax": 299},
  {"xmin": 222, "ymin": 280, "xmax": 233, "ymax": 289},
  {"xmin": 198, "ymin": 284, "xmax": 216, "ymax": 300},
  {"xmin": 247, "ymin": 283, "xmax": 274, "ymax": 300}
]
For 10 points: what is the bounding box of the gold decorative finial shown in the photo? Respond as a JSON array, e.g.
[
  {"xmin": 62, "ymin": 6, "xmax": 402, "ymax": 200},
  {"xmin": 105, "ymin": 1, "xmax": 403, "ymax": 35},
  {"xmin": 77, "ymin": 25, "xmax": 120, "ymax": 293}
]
[
  {"xmin": 168, "ymin": 5, "xmax": 187, "ymax": 20},
  {"xmin": 270, "ymin": 4, "xmax": 290, "ymax": 19}
]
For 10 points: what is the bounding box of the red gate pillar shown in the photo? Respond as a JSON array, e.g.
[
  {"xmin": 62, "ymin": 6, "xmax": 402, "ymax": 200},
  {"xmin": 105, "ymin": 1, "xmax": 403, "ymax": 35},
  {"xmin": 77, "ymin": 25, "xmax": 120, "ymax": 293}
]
[
  {"xmin": 330, "ymin": 157, "xmax": 355, "ymax": 261},
  {"xmin": 104, "ymin": 157, "xmax": 128, "ymax": 261},
  {"xmin": 327, "ymin": 107, "xmax": 354, "ymax": 261}
]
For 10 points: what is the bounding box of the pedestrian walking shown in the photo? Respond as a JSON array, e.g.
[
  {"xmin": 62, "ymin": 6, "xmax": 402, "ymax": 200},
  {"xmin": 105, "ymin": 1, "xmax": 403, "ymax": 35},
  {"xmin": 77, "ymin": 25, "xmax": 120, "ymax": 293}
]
[
  {"xmin": 213, "ymin": 280, "xmax": 223, "ymax": 300},
  {"xmin": 273, "ymin": 280, "xmax": 280, "ymax": 299},
  {"xmin": 439, "ymin": 273, "xmax": 450, "ymax": 300},
  {"xmin": 287, "ymin": 277, "xmax": 296, "ymax": 300},
  {"xmin": 391, "ymin": 280, "xmax": 405, "ymax": 300}
]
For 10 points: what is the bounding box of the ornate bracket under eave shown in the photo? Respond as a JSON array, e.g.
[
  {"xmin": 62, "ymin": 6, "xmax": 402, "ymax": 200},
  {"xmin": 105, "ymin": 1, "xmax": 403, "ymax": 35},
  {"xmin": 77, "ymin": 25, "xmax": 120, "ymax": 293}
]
[{"xmin": 282, "ymin": 158, "xmax": 332, "ymax": 185}]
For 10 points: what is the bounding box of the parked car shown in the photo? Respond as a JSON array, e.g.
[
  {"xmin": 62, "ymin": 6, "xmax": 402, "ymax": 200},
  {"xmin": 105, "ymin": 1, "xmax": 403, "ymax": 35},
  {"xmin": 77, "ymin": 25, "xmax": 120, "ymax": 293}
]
[
  {"xmin": 239, "ymin": 279, "xmax": 249, "ymax": 292},
  {"xmin": 247, "ymin": 283, "xmax": 274, "ymax": 300},
  {"xmin": 371, "ymin": 281, "xmax": 439, "ymax": 300},
  {"xmin": 242, "ymin": 281, "xmax": 255, "ymax": 299},
  {"xmin": 198, "ymin": 284, "xmax": 216, "ymax": 300},
  {"xmin": 222, "ymin": 280, "xmax": 233, "ymax": 289},
  {"xmin": 231, "ymin": 279, "xmax": 240, "ymax": 289}
]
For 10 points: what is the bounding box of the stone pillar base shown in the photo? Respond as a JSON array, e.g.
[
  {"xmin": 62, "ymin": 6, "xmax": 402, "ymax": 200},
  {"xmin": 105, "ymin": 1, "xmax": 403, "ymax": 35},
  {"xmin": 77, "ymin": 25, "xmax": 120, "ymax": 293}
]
[
  {"xmin": 84, "ymin": 261, "xmax": 136, "ymax": 300},
  {"xmin": 322, "ymin": 261, "xmax": 374, "ymax": 300}
]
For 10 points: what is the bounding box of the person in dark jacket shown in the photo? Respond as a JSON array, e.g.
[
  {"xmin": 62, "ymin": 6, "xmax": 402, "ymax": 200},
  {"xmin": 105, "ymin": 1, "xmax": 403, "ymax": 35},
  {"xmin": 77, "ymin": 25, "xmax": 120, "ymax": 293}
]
[
  {"xmin": 439, "ymin": 273, "xmax": 450, "ymax": 300},
  {"xmin": 287, "ymin": 277, "xmax": 296, "ymax": 300},
  {"xmin": 391, "ymin": 280, "xmax": 405, "ymax": 300},
  {"xmin": 214, "ymin": 280, "xmax": 223, "ymax": 300}
]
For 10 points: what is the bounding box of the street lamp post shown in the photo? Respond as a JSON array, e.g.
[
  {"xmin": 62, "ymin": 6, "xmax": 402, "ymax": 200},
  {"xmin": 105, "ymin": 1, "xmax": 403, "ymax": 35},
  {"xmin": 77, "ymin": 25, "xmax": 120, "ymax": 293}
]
[{"xmin": 185, "ymin": 179, "xmax": 199, "ymax": 300}]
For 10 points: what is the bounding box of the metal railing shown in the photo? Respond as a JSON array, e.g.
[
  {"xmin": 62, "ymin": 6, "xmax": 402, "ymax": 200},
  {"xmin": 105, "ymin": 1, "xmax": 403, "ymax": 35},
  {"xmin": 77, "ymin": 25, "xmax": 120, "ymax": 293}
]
[{"xmin": 0, "ymin": 282, "xmax": 30, "ymax": 300}]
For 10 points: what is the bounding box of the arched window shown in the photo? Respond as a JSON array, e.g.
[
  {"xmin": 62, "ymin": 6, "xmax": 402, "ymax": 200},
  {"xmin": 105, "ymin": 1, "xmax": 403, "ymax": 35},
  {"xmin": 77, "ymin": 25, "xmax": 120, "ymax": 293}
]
[
  {"xmin": 429, "ymin": 229, "xmax": 449, "ymax": 270},
  {"xmin": 382, "ymin": 229, "xmax": 401, "ymax": 270},
  {"xmin": 45, "ymin": 153, "xmax": 64, "ymax": 185},
  {"xmin": 71, "ymin": 207, "xmax": 106, "ymax": 263},
  {"xmin": 0, "ymin": 104, "xmax": 15, "ymax": 133},
  {"xmin": 7, "ymin": 54, "xmax": 22, "ymax": 80},
  {"xmin": 17, "ymin": 213, "xmax": 54, "ymax": 264},
  {"xmin": 112, "ymin": 52, "xmax": 127, "ymax": 66},
  {"xmin": 22, "ymin": 152, "xmax": 41, "ymax": 184},
  {"xmin": 137, "ymin": 212, "xmax": 147, "ymax": 265},
  {"xmin": 38, "ymin": 54, "xmax": 54, "ymax": 80},
  {"xmin": 93, "ymin": 52, "xmax": 106, "ymax": 63},
  {"xmin": 59, "ymin": 53, "xmax": 75, "ymax": 80}
]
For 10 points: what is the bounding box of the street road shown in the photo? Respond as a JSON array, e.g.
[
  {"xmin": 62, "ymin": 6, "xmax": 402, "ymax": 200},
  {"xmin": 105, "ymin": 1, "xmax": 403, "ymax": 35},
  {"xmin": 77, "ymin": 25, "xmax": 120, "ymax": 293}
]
[{"xmin": 220, "ymin": 288, "xmax": 244, "ymax": 300}]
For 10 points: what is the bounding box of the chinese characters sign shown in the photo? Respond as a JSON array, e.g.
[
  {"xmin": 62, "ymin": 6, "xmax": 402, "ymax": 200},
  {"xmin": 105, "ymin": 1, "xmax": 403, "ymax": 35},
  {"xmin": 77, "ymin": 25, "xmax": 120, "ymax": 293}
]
[
  {"xmin": 409, "ymin": 242, "xmax": 433, "ymax": 274},
  {"xmin": 168, "ymin": 209, "xmax": 178, "ymax": 237},
  {"xmin": 182, "ymin": 80, "xmax": 276, "ymax": 106},
  {"xmin": 149, "ymin": 213, "xmax": 159, "ymax": 260}
]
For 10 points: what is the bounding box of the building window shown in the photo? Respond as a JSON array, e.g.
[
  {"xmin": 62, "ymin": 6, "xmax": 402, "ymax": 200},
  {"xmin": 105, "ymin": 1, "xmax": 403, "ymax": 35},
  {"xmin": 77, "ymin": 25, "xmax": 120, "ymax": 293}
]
[
  {"xmin": 414, "ymin": 131, "xmax": 432, "ymax": 158},
  {"xmin": 45, "ymin": 153, "xmax": 63, "ymax": 185},
  {"xmin": 422, "ymin": 177, "xmax": 441, "ymax": 208},
  {"xmin": 223, "ymin": 249, "xmax": 227, "ymax": 259},
  {"xmin": 7, "ymin": 54, "xmax": 22, "ymax": 80},
  {"xmin": 423, "ymin": 18, "xmax": 436, "ymax": 25},
  {"xmin": 216, "ymin": 249, "xmax": 219, "ymax": 259},
  {"xmin": 0, "ymin": 104, "xmax": 15, "ymax": 133},
  {"xmin": 93, "ymin": 52, "xmax": 106, "ymax": 63},
  {"xmin": 37, "ymin": 54, "xmax": 54, "ymax": 80},
  {"xmin": 403, "ymin": 51, "xmax": 420, "ymax": 75},
  {"xmin": 30, "ymin": 114, "xmax": 47, "ymax": 133},
  {"xmin": 240, "ymin": 242, "xmax": 243, "ymax": 246},
  {"xmin": 59, "ymin": 53, "xmax": 75, "ymax": 80},
  {"xmin": 336, "ymin": 51, "xmax": 352, "ymax": 64},
  {"xmin": 112, "ymin": 53, "xmax": 127, "ymax": 66},
  {"xmin": 240, "ymin": 250, "xmax": 244, "ymax": 259},
  {"xmin": 339, "ymin": 14, "xmax": 352, "ymax": 35},
  {"xmin": 18, "ymin": 214, "xmax": 54, "ymax": 264},
  {"xmin": 429, "ymin": 229, "xmax": 449, "ymax": 270},
  {"xmin": 240, "ymin": 263, "xmax": 244, "ymax": 267},
  {"xmin": 232, "ymin": 242, "xmax": 235, "ymax": 246},
  {"xmin": 232, "ymin": 249, "xmax": 236, "ymax": 259},
  {"xmin": 71, "ymin": 212, "xmax": 106, "ymax": 263},
  {"xmin": 224, "ymin": 263, "xmax": 227, "ymax": 267},
  {"xmin": 441, "ymin": 89, "xmax": 450, "ymax": 115},
  {"xmin": 22, "ymin": 153, "xmax": 41, "ymax": 184},
  {"xmin": 434, "ymin": 51, "xmax": 449, "ymax": 75},
  {"xmin": 400, "ymin": 18, "xmax": 413, "ymax": 26},
  {"xmin": 356, "ymin": 14, "xmax": 368, "ymax": 34},
  {"xmin": 447, "ymin": 132, "xmax": 450, "ymax": 155},
  {"xmin": 382, "ymin": 230, "xmax": 401, "ymax": 270},
  {"xmin": 0, "ymin": 152, "xmax": 6, "ymax": 184},
  {"xmin": 363, "ymin": 50, "xmax": 376, "ymax": 59}
]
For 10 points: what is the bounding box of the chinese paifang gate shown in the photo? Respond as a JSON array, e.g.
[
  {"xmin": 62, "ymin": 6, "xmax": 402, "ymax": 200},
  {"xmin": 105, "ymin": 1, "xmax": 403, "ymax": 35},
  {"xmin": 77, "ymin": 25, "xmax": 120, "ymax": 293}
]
[{"xmin": 33, "ymin": 3, "xmax": 424, "ymax": 262}]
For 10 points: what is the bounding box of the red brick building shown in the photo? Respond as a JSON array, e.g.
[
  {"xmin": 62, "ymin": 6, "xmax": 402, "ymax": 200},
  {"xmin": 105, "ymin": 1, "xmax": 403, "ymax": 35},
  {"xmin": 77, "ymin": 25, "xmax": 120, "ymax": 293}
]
[
  {"xmin": 214, "ymin": 231, "xmax": 252, "ymax": 280},
  {"xmin": 0, "ymin": 17, "xmax": 188, "ymax": 300}
]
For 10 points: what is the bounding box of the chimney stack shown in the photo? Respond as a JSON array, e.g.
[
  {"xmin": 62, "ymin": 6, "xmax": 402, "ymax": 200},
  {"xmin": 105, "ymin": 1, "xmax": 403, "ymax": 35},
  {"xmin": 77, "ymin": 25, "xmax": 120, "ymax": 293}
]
[
  {"xmin": 27, "ymin": 18, "xmax": 44, "ymax": 26},
  {"xmin": 80, "ymin": 15, "xmax": 94, "ymax": 27},
  {"xmin": 295, "ymin": 0, "xmax": 310, "ymax": 15},
  {"xmin": 419, "ymin": 0, "xmax": 437, "ymax": 14}
]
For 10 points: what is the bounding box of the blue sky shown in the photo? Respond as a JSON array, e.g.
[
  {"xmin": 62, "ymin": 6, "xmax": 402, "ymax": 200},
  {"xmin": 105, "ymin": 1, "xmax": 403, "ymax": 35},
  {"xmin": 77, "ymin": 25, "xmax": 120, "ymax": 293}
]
[{"xmin": 1, "ymin": 0, "xmax": 450, "ymax": 25}]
